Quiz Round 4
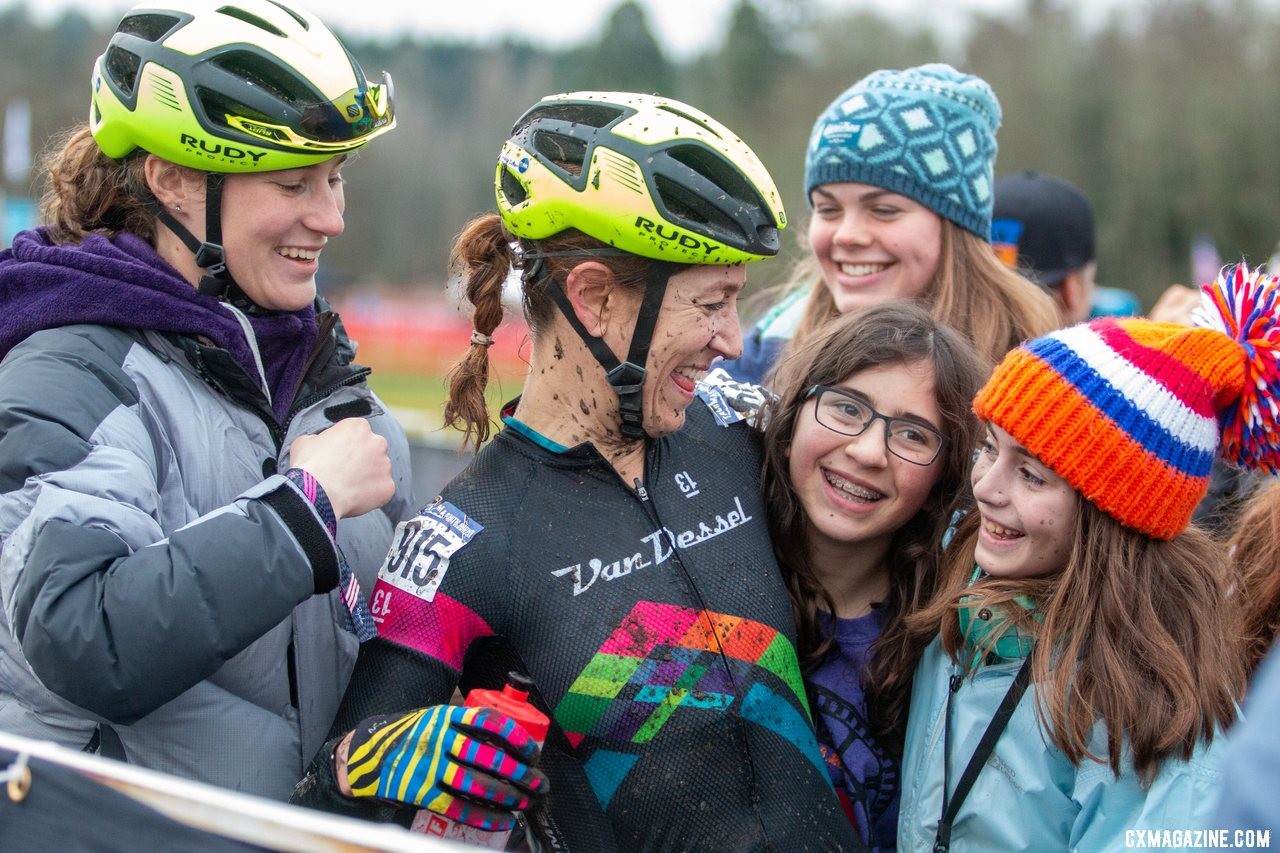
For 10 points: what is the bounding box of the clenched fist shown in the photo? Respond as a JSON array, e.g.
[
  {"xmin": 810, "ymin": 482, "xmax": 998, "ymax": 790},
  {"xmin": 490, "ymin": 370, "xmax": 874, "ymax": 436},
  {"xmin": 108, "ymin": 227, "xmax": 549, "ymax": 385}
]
[{"xmin": 288, "ymin": 417, "xmax": 394, "ymax": 519}]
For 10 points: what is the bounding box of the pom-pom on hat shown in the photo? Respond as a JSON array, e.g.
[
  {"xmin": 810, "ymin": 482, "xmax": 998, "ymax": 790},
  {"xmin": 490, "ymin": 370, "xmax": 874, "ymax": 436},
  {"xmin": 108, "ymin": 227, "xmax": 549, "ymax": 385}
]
[
  {"xmin": 973, "ymin": 264, "xmax": 1280, "ymax": 540},
  {"xmin": 804, "ymin": 63, "xmax": 1002, "ymax": 239}
]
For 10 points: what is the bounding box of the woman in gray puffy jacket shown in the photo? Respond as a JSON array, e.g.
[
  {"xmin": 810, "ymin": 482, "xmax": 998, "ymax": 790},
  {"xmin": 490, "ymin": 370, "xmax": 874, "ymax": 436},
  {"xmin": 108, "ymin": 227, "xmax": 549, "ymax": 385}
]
[{"xmin": 0, "ymin": 0, "xmax": 412, "ymax": 800}]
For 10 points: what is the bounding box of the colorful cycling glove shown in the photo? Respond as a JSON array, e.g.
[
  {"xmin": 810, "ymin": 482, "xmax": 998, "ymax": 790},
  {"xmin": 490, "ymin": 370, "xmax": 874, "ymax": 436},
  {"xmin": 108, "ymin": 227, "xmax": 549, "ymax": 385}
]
[{"xmin": 344, "ymin": 705, "xmax": 547, "ymax": 830}]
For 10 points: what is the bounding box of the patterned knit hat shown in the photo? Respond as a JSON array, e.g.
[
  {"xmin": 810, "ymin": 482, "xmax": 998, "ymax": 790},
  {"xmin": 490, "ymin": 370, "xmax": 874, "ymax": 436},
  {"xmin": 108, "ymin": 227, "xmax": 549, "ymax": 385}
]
[
  {"xmin": 973, "ymin": 264, "xmax": 1280, "ymax": 540},
  {"xmin": 804, "ymin": 63, "xmax": 1001, "ymax": 238}
]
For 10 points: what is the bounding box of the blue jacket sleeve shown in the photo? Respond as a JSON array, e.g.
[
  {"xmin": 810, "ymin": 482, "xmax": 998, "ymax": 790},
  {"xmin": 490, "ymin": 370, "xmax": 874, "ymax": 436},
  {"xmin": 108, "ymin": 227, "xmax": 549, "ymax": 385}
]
[
  {"xmin": 716, "ymin": 331, "xmax": 775, "ymax": 385},
  {"xmin": 1213, "ymin": 643, "xmax": 1280, "ymax": 838},
  {"xmin": 1070, "ymin": 730, "xmax": 1231, "ymax": 850},
  {"xmin": 716, "ymin": 287, "xmax": 810, "ymax": 386}
]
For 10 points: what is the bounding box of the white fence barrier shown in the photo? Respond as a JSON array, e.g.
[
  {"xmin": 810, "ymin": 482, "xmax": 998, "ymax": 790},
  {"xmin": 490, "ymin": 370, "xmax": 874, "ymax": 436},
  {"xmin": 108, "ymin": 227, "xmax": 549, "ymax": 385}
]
[{"xmin": 0, "ymin": 730, "xmax": 457, "ymax": 852}]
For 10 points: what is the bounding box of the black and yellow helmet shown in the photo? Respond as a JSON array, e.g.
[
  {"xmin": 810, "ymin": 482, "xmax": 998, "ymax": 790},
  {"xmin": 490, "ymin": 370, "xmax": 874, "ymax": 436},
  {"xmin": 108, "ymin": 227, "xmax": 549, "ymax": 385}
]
[
  {"xmin": 90, "ymin": 0, "xmax": 395, "ymax": 172},
  {"xmin": 87, "ymin": 0, "xmax": 396, "ymax": 306},
  {"xmin": 497, "ymin": 91, "xmax": 786, "ymax": 265},
  {"xmin": 496, "ymin": 92, "xmax": 786, "ymax": 439}
]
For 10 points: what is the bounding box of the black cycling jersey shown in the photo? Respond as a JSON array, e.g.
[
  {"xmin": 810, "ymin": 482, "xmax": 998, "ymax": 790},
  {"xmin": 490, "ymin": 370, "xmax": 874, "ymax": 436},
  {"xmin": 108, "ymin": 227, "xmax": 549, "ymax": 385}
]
[{"xmin": 319, "ymin": 392, "xmax": 860, "ymax": 851}]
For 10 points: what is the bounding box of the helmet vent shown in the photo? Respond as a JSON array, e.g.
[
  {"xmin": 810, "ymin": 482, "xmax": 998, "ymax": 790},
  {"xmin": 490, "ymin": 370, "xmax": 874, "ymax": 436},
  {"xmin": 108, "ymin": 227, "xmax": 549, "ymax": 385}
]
[
  {"xmin": 198, "ymin": 87, "xmax": 271, "ymax": 131},
  {"xmin": 657, "ymin": 104, "xmax": 723, "ymax": 139},
  {"xmin": 515, "ymin": 102, "xmax": 624, "ymax": 135},
  {"xmin": 655, "ymin": 173, "xmax": 743, "ymax": 244},
  {"xmin": 215, "ymin": 6, "xmax": 287, "ymax": 37},
  {"xmin": 500, "ymin": 168, "xmax": 528, "ymax": 207},
  {"xmin": 667, "ymin": 144, "xmax": 764, "ymax": 214},
  {"xmin": 531, "ymin": 130, "xmax": 588, "ymax": 177},
  {"xmin": 104, "ymin": 46, "xmax": 143, "ymax": 96},
  {"xmin": 118, "ymin": 12, "xmax": 181, "ymax": 42},
  {"xmin": 264, "ymin": 0, "xmax": 310, "ymax": 29},
  {"xmin": 209, "ymin": 50, "xmax": 315, "ymax": 106}
]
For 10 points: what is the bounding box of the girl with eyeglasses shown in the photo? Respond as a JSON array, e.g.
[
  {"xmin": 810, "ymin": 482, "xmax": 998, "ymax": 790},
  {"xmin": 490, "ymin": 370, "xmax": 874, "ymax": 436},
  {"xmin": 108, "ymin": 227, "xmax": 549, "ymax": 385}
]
[{"xmin": 759, "ymin": 300, "xmax": 989, "ymax": 851}]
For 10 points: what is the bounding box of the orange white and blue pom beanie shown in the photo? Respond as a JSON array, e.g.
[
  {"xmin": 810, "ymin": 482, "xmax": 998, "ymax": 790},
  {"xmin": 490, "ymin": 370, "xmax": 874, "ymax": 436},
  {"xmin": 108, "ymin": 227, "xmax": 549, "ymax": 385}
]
[{"xmin": 973, "ymin": 264, "xmax": 1280, "ymax": 540}]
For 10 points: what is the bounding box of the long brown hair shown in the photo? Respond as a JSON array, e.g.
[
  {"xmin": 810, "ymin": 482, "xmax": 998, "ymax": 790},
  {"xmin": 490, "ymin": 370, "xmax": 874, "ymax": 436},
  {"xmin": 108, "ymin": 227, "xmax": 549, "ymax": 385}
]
[
  {"xmin": 1230, "ymin": 478, "xmax": 1280, "ymax": 679},
  {"xmin": 443, "ymin": 213, "xmax": 664, "ymax": 452},
  {"xmin": 762, "ymin": 300, "xmax": 988, "ymax": 749},
  {"xmin": 39, "ymin": 126, "xmax": 156, "ymax": 245},
  {"xmin": 908, "ymin": 500, "xmax": 1244, "ymax": 783},
  {"xmin": 765, "ymin": 218, "xmax": 1059, "ymax": 373}
]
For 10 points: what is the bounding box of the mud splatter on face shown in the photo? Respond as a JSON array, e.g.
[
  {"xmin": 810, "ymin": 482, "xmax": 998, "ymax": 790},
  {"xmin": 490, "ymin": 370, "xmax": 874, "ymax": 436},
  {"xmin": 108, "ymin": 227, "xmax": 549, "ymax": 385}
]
[
  {"xmin": 579, "ymin": 399, "xmax": 591, "ymax": 418},
  {"xmin": 554, "ymin": 337, "xmax": 565, "ymax": 360}
]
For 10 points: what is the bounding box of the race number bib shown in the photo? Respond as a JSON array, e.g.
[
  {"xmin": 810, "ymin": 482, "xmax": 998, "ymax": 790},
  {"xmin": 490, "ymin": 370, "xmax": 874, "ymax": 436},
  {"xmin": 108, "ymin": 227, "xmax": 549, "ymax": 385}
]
[{"xmin": 377, "ymin": 499, "xmax": 483, "ymax": 602}]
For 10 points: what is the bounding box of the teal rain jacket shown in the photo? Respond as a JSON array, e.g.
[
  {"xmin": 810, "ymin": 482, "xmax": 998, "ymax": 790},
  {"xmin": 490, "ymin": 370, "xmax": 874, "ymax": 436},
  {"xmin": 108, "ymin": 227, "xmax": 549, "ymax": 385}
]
[{"xmin": 899, "ymin": 635, "xmax": 1231, "ymax": 851}]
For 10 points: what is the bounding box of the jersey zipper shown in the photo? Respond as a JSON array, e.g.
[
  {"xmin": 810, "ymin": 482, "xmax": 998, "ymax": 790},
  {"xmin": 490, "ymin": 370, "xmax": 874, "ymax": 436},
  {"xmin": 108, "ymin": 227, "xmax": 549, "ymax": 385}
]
[{"xmin": 634, "ymin": 445, "xmax": 771, "ymax": 841}]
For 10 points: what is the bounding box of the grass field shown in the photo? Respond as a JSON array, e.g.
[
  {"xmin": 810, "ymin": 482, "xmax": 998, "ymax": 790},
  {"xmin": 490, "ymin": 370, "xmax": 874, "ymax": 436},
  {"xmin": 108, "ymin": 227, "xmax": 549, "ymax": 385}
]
[
  {"xmin": 335, "ymin": 292, "xmax": 531, "ymax": 443},
  {"xmin": 367, "ymin": 366, "xmax": 527, "ymax": 443}
]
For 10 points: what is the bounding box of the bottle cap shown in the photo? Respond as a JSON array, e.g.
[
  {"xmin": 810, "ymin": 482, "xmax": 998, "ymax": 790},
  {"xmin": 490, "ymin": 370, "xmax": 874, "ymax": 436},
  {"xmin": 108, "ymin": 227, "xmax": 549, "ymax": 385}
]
[{"xmin": 464, "ymin": 672, "xmax": 550, "ymax": 743}]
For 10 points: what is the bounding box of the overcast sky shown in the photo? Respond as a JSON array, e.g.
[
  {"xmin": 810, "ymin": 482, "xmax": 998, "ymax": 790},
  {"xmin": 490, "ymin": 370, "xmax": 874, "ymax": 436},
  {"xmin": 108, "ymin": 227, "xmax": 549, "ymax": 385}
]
[{"xmin": 3, "ymin": 0, "xmax": 1129, "ymax": 59}]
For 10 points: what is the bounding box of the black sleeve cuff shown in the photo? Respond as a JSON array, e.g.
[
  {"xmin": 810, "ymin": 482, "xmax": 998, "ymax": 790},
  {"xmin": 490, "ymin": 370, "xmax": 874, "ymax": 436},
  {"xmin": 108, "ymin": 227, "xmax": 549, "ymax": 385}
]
[
  {"xmin": 260, "ymin": 484, "xmax": 340, "ymax": 594},
  {"xmin": 290, "ymin": 735, "xmax": 403, "ymax": 824}
]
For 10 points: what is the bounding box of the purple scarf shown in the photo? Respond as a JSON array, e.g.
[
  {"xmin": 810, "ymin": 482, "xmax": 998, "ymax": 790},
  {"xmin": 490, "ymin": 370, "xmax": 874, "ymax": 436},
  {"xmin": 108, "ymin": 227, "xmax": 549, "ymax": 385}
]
[{"xmin": 0, "ymin": 228, "xmax": 318, "ymax": 422}]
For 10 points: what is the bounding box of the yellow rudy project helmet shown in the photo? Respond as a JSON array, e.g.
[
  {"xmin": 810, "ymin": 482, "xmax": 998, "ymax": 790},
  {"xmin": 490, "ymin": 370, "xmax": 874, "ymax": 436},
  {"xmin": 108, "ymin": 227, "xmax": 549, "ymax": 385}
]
[
  {"xmin": 90, "ymin": 0, "xmax": 395, "ymax": 172},
  {"xmin": 496, "ymin": 92, "xmax": 786, "ymax": 439},
  {"xmin": 88, "ymin": 0, "xmax": 395, "ymax": 307},
  {"xmin": 496, "ymin": 91, "xmax": 786, "ymax": 265}
]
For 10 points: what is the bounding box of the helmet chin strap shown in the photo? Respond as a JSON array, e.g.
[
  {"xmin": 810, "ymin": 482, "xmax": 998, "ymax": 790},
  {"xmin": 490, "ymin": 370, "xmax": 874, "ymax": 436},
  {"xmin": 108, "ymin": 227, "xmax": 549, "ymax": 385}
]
[
  {"xmin": 152, "ymin": 173, "xmax": 264, "ymax": 313},
  {"xmin": 534, "ymin": 254, "xmax": 678, "ymax": 440}
]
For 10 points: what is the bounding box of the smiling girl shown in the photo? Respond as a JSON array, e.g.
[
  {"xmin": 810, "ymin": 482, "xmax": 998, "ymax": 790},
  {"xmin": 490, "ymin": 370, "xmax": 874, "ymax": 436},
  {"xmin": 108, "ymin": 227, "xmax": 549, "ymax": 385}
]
[
  {"xmin": 761, "ymin": 301, "xmax": 989, "ymax": 851},
  {"xmin": 719, "ymin": 63, "xmax": 1058, "ymax": 385},
  {"xmin": 896, "ymin": 265, "xmax": 1280, "ymax": 851}
]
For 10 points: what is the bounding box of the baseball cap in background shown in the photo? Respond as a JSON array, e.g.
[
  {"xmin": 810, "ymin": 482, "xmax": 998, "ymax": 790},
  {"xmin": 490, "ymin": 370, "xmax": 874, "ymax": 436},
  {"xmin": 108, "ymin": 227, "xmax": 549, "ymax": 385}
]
[{"xmin": 991, "ymin": 170, "xmax": 1095, "ymax": 287}]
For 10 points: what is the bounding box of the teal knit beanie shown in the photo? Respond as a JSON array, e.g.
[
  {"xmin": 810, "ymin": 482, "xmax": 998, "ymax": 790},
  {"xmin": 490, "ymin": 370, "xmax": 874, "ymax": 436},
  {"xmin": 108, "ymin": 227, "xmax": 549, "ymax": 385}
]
[{"xmin": 804, "ymin": 63, "xmax": 1002, "ymax": 239}]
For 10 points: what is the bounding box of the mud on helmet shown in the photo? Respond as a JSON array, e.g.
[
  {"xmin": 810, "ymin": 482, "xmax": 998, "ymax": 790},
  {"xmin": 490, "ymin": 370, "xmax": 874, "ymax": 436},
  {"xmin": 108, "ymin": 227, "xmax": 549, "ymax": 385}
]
[
  {"xmin": 89, "ymin": 0, "xmax": 396, "ymax": 304},
  {"xmin": 495, "ymin": 91, "xmax": 787, "ymax": 437}
]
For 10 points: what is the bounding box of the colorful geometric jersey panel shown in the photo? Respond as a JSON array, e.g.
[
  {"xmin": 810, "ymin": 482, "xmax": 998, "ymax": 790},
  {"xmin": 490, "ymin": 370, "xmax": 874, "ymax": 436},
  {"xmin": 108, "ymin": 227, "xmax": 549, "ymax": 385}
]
[{"xmin": 553, "ymin": 600, "xmax": 823, "ymax": 808}]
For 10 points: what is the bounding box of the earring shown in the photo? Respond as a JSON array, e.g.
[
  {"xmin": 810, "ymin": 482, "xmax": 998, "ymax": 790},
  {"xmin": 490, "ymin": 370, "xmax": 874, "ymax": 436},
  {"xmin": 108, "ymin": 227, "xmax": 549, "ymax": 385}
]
[{"xmin": 173, "ymin": 203, "xmax": 182, "ymax": 212}]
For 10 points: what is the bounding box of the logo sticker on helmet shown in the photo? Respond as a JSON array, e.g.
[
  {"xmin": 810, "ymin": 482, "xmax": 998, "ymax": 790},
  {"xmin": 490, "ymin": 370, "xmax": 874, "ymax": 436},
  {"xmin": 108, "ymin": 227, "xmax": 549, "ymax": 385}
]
[
  {"xmin": 179, "ymin": 134, "xmax": 267, "ymax": 165},
  {"xmin": 500, "ymin": 151, "xmax": 531, "ymax": 174},
  {"xmin": 236, "ymin": 121, "xmax": 286, "ymax": 143},
  {"xmin": 634, "ymin": 217, "xmax": 721, "ymax": 256}
]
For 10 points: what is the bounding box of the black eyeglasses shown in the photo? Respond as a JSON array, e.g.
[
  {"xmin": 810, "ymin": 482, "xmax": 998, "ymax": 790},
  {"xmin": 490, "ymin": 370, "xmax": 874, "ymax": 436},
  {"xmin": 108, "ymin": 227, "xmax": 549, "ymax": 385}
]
[{"xmin": 804, "ymin": 385, "xmax": 948, "ymax": 465}]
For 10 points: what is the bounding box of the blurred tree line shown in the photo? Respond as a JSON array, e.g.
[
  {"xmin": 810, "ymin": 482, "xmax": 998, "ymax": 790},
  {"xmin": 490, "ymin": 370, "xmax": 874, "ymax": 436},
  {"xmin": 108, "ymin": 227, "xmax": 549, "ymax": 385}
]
[{"xmin": 2, "ymin": 0, "xmax": 1278, "ymax": 314}]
